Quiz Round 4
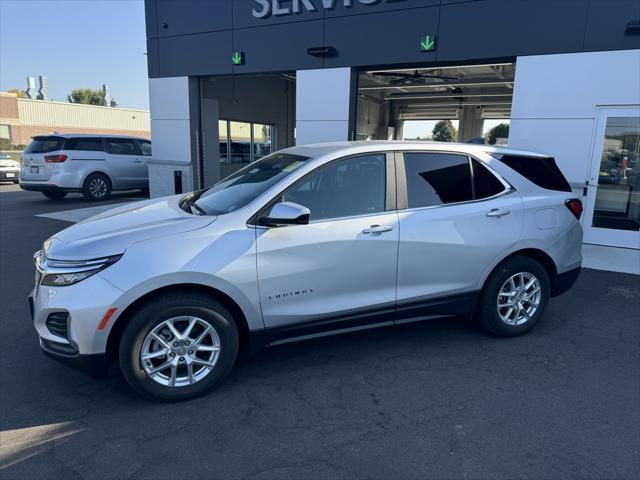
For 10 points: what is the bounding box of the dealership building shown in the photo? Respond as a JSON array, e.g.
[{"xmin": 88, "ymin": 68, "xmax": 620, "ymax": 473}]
[{"xmin": 143, "ymin": 0, "xmax": 640, "ymax": 270}]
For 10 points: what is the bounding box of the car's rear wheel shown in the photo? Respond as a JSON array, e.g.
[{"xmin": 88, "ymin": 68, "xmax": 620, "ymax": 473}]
[
  {"xmin": 119, "ymin": 293, "xmax": 239, "ymax": 401},
  {"xmin": 41, "ymin": 190, "xmax": 67, "ymax": 199},
  {"xmin": 476, "ymin": 256, "xmax": 550, "ymax": 336},
  {"xmin": 82, "ymin": 173, "xmax": 111, "ymax": 201}
]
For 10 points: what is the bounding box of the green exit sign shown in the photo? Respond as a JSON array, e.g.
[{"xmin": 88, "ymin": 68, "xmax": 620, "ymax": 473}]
[
  {"xmin": 232, "ymin": 51, "xmax": 245, "ymax": 65},
  {"xmin": 420, "ymin": 35, "xmax": 436, "ymax": 52}
]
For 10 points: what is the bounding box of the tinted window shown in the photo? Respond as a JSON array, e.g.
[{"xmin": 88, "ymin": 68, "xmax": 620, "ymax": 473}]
[
  {"xmin": 404, "ymin": 153, "xmax": 472, "ymax": 208},
  {"xmin": 284, "ymin": 154, "xmax": 386, "ymax": 221},
  {"xmin": 104, "ymin": 138, "xmax": 139, "ymax": 156},
  {"xmin": 139, "ymin": 140, "xmax": 152, "ymax": 156},
  {"xmin": 497, "ymin": 154, "xmax": 571, "ymax": 192},
  {"xmin": 194, "ymin": 153, "xmax": 310, "ymax": 215},
  {"xmin": 472, "ymin": 159, "xmax": 506, "ymax": 199},
  {"xmin": 64, "ymin": 138, "xmax": 104, "ymax": 152},
  {"xmin": 25, "ymin": 136, "xmax": 65, "ymax": 153}
]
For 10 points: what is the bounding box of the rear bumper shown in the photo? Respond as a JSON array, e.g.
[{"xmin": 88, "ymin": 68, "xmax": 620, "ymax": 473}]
[
  {"xmin": 552, "ymin": 266, "xmax": 581, "ymax": 297},
  {"xmin": 19, "ymin": 182, "xmax": 80, "ymax": 193}
]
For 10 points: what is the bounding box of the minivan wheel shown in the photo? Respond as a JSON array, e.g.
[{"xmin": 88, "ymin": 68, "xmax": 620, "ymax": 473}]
[
  {"xmin": 41, "ymin": 190, "xmax": 67, "ymax": 199},
  {"xmin": 119, "ymin": 293, "xmax": 239, "ymax": 401},
  {"xmin": 476, "ymin": 256, "xmax": 550, "ymax": 337},
  {"xmin": 82, "ymin": 173, "xmax": 111, "ymax": 201}
]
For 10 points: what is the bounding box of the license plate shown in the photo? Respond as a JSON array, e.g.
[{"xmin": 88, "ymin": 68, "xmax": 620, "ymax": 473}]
[
  {"xmin": 5, "ymin": 173, "xmax": 14, "ymax": 178},
  {"xmin": 31, "ymin": 166, "xmax": 39, "ymax": 174}
]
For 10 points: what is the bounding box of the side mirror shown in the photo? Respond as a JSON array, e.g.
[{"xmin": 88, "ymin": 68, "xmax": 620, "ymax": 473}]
[{"xmin": 259, "ymin": 202, "xmax": 310, "ymax": 227}]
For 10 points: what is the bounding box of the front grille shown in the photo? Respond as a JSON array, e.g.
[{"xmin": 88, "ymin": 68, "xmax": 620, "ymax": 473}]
[
  {"xmin": 41, "ymin": 337, "xmax": 78, "ymax": 356},
  {"xmin": 45, "ymin": 312, "xmax": 69, "ymax": 340}
]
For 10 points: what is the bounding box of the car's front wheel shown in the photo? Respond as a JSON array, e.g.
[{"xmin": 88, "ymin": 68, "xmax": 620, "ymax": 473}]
[
  {"xmin": 119, "ymin": 293, "xmax": 239, "ymax": 401},
  {"xmin": 476, "ymin": 256, "xmax": 550, "ymax": 336}
]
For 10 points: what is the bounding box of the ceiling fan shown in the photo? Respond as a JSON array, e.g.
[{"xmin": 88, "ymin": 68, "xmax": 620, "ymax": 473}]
[{"xmin": 371, "ymin": 70, "xmax": 463, "ymax": 85}]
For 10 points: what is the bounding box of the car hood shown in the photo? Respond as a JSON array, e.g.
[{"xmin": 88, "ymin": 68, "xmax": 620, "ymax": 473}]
[{"xmin": 45, "ymin": 195, "xmax": 217, "ymax": 259}]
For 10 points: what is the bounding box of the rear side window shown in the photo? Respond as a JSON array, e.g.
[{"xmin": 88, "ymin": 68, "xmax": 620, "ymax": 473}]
[
  {"xmin": 64, "ymin": 138, "xmax": 104, "ymax": 152},
  {"xmin": 104, "ymin": 138, "xmax": 139, "ymax": 156},
  {"xmin": 25, "ymin": 136, "xmax": 65, "ymax": 153},
  {"xmin": 472, "ymin": 159, "xmax": 506, "ymax": 199},
  {"xmin": 497, "ymin": 154, "xmax": 571, "ymax": 192},
  {"xmin": 403, "ymin": 153, "xmax": 473, "ymax": 208}
]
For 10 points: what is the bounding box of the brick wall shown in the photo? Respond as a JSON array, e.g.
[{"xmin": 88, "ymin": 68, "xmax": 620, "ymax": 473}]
[
  {"xmin": 0, "ymin": 93, "xmax": 20, "ymax": 121},
  {"xmin": 13, "ymin": 125, "xmax": 151, "ymax": 145}
]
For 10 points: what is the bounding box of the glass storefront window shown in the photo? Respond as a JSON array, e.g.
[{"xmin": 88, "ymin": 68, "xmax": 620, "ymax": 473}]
[
  {"xmin": 218, "ymin": 120, "xmax": 274, "ymax": 166},
  {"xmin": 592, "ymin": 117, "xmax": 640, "ymax": 232},
  {"xmin": 218, "ymin": 120, "xmax": 229, "ymax": 163},
  {"xmin": 253, "ymin": 123, "xmax": 272, "ymax": 160}
]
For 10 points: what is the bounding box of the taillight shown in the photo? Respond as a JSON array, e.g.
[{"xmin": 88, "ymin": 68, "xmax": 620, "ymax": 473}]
[
  {"xmin": 44, "ymin": 154, "xmax": 67, "ymax": 163},
  {"xmin": 565, "ymin": 198, "xmax": 583, "ymax": 220}
]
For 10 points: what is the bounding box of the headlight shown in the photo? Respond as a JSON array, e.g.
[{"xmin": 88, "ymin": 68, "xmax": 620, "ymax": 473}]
[{"xmin": 37, "ymin": 254, "xmax": 122, "ymax": 287}]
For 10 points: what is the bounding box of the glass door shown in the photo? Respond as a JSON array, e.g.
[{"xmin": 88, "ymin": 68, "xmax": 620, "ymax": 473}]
[{"xmin": 583, "ymin": 107, "xmax": 640, "ymax": 249}]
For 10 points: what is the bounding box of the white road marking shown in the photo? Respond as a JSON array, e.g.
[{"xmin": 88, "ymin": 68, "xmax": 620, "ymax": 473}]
[{"xmin": 35, "ymin": 202, "xmax": 133, "ymax": 223}]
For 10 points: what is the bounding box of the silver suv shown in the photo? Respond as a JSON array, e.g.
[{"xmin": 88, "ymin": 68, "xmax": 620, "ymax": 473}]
[
  {"xmin": 30, "ymin": 142, "xmax": 583, "ymax": 401},
  {"xmin": 20, "ymin": 134, "xmax": 151, "ymax": 200}
]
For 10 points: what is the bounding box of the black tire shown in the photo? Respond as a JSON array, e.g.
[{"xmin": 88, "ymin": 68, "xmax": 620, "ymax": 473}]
[
  {"xmin": 476, "ymin": 256, "xmax": 550, "ymax": 337},
  {"xmin": 82, "ymin": 173, "xmax": 111, "ymax": 201},
  {"xmin": 119, "ymin": 293, "xmax": 239, "ymax": 401},
  {"xmin": 41, "ymin": 190, "xmax": 67, "ymax": 199},
  {"xmin": 13, "ymin": 179, "xmax": 19, "ymax": 184}
]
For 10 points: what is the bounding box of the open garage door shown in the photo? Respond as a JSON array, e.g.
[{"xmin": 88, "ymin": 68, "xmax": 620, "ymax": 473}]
[{"xmin": 356, "ymin": 62, "xmax": 515, "ymax": 145}]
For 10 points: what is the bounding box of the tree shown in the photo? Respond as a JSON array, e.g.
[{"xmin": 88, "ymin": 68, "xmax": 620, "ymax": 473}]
[
  {"xmin": 67, "ymin": 88, "xmax": 106, "ymax": 106},
  {"xmin": 432, "ymin": 120, "xmax": 457, "ymax": 142},
  {"xmin": 7, "ymin": 88, "xmax": 25, "ymax": 98},
  {"xmin": 486, "ymin": 123, "xmax": 510, "ymax": 145}
]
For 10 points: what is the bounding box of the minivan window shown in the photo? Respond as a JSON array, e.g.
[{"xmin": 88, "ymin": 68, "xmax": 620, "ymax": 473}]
[
  {"xmin": 403, "ymin": 153, "xmax": 473, "ymax": 208},
  {"xmin": 194, "ymin": 152, "xmax": 310, "ymax": 216},
  {"xmin": 25, "ymin": 136, "xmax": 65, "ymax": 154},
  {"xmin": 139, "ymin": 140, "xmax": 152, "ymax": 156},
  {"xmin": 104, "ymin": 138, "xmax": 139, "ymax": 156},
  {"xmin": 64, "ymin": 138, "xmax": 104, "ymax": 152},
  {"xmin": 283, "ymin": 154, "xmax": 386, "ymax": 221}
]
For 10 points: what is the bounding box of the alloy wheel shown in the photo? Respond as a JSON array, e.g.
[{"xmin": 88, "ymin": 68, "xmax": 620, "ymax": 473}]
[
  {"xmin": 496, "ymin": 272, "xmax": 541, "ymax": 326},
  {"xmin": 89, "ymin": 177, "xmax": 108, "ymax": 198},
  {"xmin": 140, "ymin": 316, "xmax": 221, "ymax": 387}
]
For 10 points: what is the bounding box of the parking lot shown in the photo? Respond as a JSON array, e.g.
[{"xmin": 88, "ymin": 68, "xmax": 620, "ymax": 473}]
[{"xmin": 1, "ymin": 183, "xmax": 639, "ymax": 479}]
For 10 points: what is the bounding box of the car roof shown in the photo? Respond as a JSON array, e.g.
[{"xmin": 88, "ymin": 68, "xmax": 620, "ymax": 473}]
[
  {"xmin": 283, "ymin": 141, "xmax": 549, "ymax": 159},
  {"xmin": 32, "ymin": 133, "xmax": 149, "ymax": 141}
]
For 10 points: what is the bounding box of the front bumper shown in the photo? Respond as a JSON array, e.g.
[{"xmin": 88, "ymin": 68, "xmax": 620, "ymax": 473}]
[
  {"xmin": 39, "ymin": 337, "xmax": 109, "ymax": 378},
  {"xmin": 0, "ymin": 170, "xmax": 19, "ymax": 181}
]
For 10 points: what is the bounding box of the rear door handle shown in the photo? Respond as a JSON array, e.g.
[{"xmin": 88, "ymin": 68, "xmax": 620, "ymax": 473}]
[
  {"xmin": 486, "ymin": 208, "xmax": 511, "ymax": 218},
  {"xmin": 133, "ymin": 159, "xmax": 143, "ymax": 163},
  {"xmin": 362, "ymin": 224, "xmax": 393, "ymax": 234}
]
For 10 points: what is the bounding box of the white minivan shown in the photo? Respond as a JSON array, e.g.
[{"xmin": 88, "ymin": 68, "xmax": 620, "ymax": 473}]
[{"xmin": 20, "ymin": 134, "xmax": 151, "ymax": 200}]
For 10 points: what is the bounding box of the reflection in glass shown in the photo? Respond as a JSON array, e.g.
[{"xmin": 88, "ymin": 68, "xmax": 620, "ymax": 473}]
[
  {"xmin": 253, "ymin": 124, "xmax": 272, "ymax": 160},
  {"xmin": 592, "ymin": 117, "xmax": 640, "ymax": 232},
  {"xmin": 219, "ymin": 120, "xmax": 228, "ymax": 163}
]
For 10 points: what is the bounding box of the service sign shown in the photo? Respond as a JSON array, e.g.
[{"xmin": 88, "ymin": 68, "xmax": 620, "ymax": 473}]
[{"xmin": 252, "ymin": 0, "xmax": 407, "ymax": 19}]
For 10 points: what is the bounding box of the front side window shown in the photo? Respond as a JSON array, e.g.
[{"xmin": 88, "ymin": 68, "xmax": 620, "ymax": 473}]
[
  {"xmin": 138, "ymin": 140, "xmax": 152, "ymax": 156},
  {"xmin": 104, "ymin": 138, "xmax": 139, "ymax": 156},
  {"xmin": 193, "ymin": 152, "xmax": 310, "ymax": 215},
  {"xmin": 404, "ymin": 153, "xmax": 473, "ymax": 208},
  {"xmin": 283, "ymin": 154, "xmax": 386, "ymax": 221}
]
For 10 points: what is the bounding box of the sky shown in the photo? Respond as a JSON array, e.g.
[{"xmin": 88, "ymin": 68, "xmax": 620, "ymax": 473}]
[
  {"xmin": 0, "ymin": 0, "xmax": 149, "ymax": 110},
  {"xmin": 402, "ymin": 119, "xmax": 510, "ymax": 140}
]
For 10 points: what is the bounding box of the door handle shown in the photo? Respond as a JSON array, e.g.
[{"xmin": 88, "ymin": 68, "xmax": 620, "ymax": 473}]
[
  {"xmin": 486, "ymin": 208, "xmax": 510, "ymax": 218},
  {"xmin": 362, "ymin": 224, "xmax": 393, "ymax": 234},
  {"xmin": 133, "ymin": 159, "xmax": 143, "ymax": 163}
]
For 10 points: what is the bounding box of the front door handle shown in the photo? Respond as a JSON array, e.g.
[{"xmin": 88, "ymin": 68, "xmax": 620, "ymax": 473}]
[
  {"xmin": 486, "ymin": 208, "xmax": 511, "ymax": 218},
  {"xmin": 362, "ymin": 224, "xmax": 393, "ymax": 234},
  {"xmin": 133, "ymin": 159, "xmax": 143, "ymax": 163}
]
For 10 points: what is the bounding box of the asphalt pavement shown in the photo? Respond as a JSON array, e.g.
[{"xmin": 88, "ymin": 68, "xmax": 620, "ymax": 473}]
[{"xmin": 1, "ymin": 184, "xmax": 639, "ymax": 480}]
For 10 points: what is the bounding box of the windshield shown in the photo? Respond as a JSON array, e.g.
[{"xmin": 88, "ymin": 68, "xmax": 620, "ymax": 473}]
[{"xmin": 194, "ymin": 152, "xmax": 310, "ymax": 215}]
